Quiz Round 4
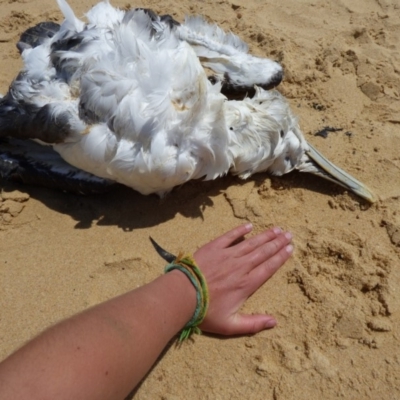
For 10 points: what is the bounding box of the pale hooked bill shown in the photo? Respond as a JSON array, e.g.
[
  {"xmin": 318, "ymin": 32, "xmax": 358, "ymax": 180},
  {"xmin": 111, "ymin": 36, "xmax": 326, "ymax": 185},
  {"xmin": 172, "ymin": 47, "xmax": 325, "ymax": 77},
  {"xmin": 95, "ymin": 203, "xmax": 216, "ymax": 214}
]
[{"xmin": 0, "ymin": 0, "xmax": 376, "ymax": 202}]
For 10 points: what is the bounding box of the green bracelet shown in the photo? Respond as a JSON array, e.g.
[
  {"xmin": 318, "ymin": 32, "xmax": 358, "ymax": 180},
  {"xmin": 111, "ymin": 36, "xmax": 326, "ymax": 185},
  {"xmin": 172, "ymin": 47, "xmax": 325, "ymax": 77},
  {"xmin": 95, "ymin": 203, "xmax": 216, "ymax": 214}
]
[{"xmin": 165, "ymin": 254, "xmax": 209, "ymax": 341}]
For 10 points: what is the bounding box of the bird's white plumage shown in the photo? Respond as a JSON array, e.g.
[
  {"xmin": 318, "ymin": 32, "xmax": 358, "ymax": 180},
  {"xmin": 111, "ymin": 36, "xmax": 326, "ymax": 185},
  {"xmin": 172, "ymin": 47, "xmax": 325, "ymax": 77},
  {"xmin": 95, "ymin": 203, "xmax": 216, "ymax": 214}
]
[
  {"xmin": 42, "ymin": 3, "xmax": 237, "ymax": 195},
  {"xmin": 6, "ymin": 0, "xmax": 372, "ymax": 199},
  {"xmin": 179, "ymin": 16, "xmax": 283, "ymax": 89},
  {"xmin": 17, "ymin": 0, "xmax": 283, "ymax": 196},
  {"xmin": 84, "ymin": 0, "xmax": 124, "ymax": 28}
]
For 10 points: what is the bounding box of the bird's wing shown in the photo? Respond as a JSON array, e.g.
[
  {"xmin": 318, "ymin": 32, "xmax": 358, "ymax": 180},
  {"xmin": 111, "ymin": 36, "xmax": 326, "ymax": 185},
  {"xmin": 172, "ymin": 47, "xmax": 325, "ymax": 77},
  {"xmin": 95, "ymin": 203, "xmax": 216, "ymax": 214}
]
[
  {"xmin": 178, "ymin": 16, "xmax": 283, "ymax": 94},
  {"xmin": 0, "ymin": 137, "xmax": 116, "ymax": 194}
]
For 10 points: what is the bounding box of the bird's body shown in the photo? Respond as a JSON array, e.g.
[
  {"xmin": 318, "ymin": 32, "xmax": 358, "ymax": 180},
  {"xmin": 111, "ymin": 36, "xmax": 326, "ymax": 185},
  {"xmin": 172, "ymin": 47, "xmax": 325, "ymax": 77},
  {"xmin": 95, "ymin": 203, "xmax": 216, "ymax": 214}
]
[{"xmin": 0, "ymin": 0, "xmax": 375, "ymax": 202}]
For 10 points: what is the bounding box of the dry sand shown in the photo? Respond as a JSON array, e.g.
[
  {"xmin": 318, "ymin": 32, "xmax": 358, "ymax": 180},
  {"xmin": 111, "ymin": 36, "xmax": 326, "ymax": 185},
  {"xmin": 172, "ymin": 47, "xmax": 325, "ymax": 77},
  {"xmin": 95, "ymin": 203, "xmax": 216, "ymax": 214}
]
[{"xmin": 1, "ymin": 0, "xmax": 400, "ymax": 398}]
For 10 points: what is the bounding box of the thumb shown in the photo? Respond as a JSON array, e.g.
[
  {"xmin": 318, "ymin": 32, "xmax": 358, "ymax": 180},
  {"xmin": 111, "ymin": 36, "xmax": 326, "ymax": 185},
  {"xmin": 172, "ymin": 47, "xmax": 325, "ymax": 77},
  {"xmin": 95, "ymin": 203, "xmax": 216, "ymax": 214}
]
[{"xmin": 227, "ymin": 313, "xmax": 277, "ymax": 335}]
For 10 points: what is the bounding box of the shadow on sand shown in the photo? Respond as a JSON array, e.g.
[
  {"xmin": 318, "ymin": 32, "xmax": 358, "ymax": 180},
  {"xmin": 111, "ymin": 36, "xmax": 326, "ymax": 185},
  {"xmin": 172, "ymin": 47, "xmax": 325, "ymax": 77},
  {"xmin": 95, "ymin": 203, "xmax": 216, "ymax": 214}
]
[{"xmin": 1, "ymin": 170, "xmax": 370, "ymax": 231}]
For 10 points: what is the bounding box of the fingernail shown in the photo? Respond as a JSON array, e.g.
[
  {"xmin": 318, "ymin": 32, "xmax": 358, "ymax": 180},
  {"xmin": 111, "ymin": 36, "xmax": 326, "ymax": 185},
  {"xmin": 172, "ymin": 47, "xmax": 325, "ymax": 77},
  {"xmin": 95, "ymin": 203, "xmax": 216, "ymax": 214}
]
[
  {"xmin": 285, "ymin": 244, "xmax": 294, "ymax": 254},
  {"xmin": 245, "ymin": 223, "xmax": 253, "ymax": 231},
  {"xmin": 273, "ymin": 227, "xmax": 282, "ymax": 235},
  {"xmin": 265, "ymin": 318, "xmax": 277, "ymax": 329},
  {"xmin": 284, "ymin": 232, "xmax": 292, "ymax": 240}
]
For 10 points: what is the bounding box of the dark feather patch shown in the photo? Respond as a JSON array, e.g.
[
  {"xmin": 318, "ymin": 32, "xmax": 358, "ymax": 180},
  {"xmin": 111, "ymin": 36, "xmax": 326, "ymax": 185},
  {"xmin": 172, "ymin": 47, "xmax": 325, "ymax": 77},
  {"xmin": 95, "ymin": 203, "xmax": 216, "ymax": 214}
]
[
  {"xmin": 17, "ymin": 21, "xmax": 60, "ymax": 53},
  {"xmin": 0, "ymin": 138, "xmax": 117, "ymax": 194}
]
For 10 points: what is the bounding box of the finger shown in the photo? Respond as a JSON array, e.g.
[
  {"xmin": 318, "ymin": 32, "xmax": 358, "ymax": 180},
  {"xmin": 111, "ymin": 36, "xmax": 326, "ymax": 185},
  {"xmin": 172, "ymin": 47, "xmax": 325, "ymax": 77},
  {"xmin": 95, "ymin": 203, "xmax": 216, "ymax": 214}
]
[
  {"xmin": 209, "ymin": 223, "xmax": 253, "ymax": 249},
  {"xmin": 246, "ymin": 232, "xmax": 292, "ymax": 269},
  {"xmin": 249, "ymin": 243, "xmax": 294, "ymax": 288},
  {"xmin": 216, "ymin": 314, "xmax": 277, "ymax": 336},
  {"xmin": 233, "ymin": 226, "xmax": 282, "ymax": 257}
]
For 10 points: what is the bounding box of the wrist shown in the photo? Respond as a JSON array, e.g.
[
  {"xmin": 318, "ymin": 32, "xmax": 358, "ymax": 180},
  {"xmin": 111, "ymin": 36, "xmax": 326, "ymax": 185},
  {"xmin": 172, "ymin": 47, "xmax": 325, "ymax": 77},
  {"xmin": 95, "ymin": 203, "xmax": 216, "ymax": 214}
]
[
  {"xmin": 157, "ymin": 269, "xmax": 198, "ymax": 332},
  {"xmin": 163, "ymin": 255, "xmax": 210, "ymax": 341}
]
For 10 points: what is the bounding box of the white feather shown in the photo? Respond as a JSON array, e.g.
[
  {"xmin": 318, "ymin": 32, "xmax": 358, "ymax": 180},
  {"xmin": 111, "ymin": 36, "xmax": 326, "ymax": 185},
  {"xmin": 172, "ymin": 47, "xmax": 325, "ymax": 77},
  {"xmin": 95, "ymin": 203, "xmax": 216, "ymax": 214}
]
[
  {"xmin": 178, "ymin": 16, "xmax": 283, "ymax": 88},
  {"xmin": 56, "ymin": 0, "xmax": 85, "ymax": 32},
  {"xmin": 5, "ymin": 1, "xmax": 318, "ymax": 197}
]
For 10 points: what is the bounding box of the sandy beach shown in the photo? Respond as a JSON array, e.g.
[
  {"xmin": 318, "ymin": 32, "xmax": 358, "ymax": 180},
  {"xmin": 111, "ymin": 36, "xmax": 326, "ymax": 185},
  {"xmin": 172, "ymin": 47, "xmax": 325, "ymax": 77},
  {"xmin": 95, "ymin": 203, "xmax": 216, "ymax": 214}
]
[{"xmin": 1, "ymin": 0, "xmax": 399, "ymax": 398}]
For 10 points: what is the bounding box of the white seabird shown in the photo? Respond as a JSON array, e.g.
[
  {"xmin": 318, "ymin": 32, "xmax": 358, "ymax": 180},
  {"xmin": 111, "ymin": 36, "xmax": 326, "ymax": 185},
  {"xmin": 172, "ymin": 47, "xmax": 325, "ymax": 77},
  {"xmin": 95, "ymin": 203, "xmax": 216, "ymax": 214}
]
[{"xmin": 0, "ymin": 0, "xmax": 376, "ymax": 202}]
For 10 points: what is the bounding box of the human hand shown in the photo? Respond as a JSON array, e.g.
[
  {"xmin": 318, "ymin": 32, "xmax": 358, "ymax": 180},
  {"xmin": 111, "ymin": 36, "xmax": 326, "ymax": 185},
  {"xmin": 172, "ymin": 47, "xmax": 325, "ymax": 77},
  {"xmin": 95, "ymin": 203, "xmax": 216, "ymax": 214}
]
[{"xmin": 194, "ymin": 224, "xmax": 293, "ymax": 336}]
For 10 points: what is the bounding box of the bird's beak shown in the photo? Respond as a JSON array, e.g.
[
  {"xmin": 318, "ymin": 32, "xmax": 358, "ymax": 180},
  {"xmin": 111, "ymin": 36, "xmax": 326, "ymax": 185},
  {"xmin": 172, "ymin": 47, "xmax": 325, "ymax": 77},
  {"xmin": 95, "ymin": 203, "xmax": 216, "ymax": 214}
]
[
  {"xmin": 149, "ymin": 237, "xmax": 177, "ymax": 263},
  {"xmin": 305, "ymin": 142, "xmax": 377, "ymax": 203}
]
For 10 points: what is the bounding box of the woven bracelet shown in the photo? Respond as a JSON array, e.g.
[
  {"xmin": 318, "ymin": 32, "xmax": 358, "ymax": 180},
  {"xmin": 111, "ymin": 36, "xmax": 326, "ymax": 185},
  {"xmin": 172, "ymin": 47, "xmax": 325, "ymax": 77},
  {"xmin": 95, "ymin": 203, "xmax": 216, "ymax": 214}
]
[{"xmin": 165, "ymin": 254, "xmax": 209, "ymax": 341}]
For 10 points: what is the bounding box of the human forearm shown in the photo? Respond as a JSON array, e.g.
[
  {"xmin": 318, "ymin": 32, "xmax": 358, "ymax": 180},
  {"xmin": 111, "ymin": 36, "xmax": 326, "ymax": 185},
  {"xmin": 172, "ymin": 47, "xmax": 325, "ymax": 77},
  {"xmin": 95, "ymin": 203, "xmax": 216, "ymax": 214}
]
[
  {"xmin": 0, "ymin": 270, "xmax": 196, "ymax": 400},
  {"xmin": 0, "ymin": 224, "xmax": 294, "ymax": 399}
]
